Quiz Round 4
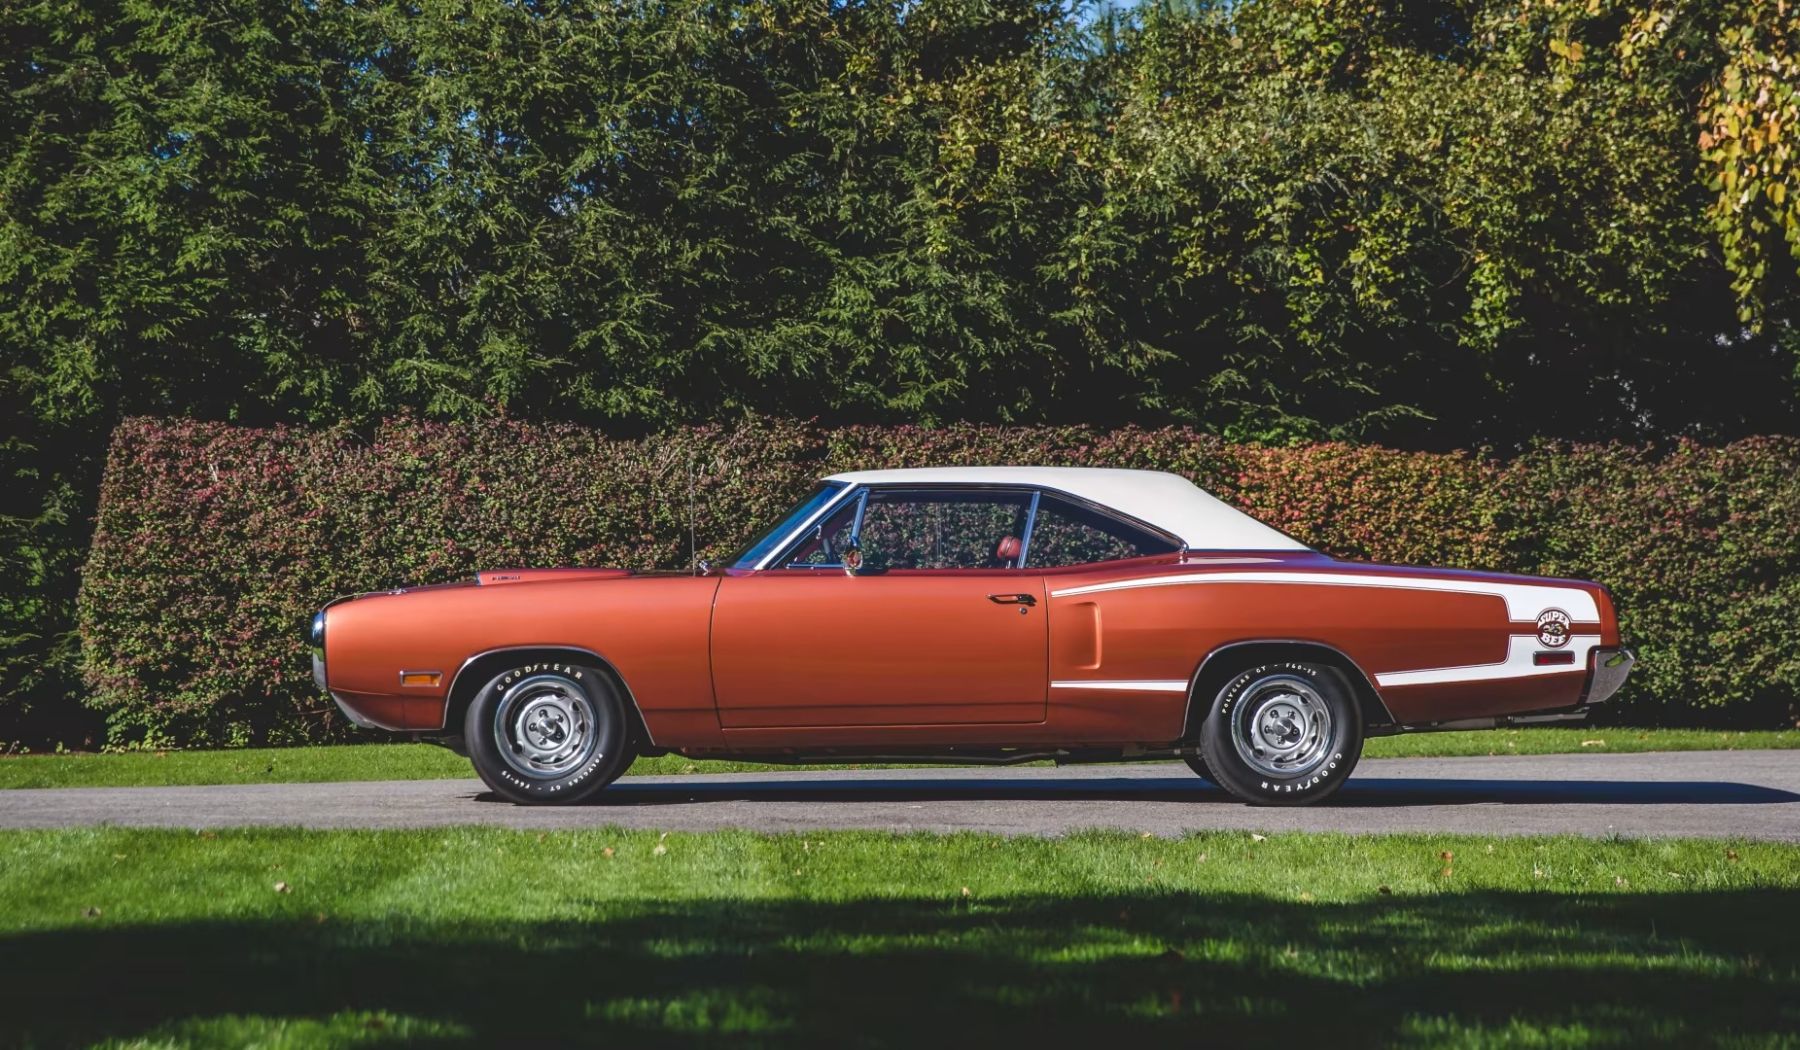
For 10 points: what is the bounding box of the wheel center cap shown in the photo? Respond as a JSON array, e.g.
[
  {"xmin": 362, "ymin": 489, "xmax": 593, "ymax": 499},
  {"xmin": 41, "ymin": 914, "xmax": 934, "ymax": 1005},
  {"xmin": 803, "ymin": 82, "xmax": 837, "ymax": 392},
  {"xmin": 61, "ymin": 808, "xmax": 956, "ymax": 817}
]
[
  {"xmin": 527, "ymin": 712, "xmax": 566, "ymax": 747},
  {"xmin": 517, "ymin": 698, "xmax": 576, "ymax": 752},
  {"xmin": 1257, "ymin": 699, "xmax": 1306, "ymax": 751}
]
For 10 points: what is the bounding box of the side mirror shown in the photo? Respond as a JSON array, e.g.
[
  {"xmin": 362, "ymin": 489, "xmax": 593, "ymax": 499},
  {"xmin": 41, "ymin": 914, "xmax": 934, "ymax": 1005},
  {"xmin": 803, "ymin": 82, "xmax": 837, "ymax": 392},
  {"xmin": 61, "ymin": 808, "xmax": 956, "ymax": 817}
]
[{"xmin": 842, "ymin": 541, "xmax": 864, "ymax": 577}]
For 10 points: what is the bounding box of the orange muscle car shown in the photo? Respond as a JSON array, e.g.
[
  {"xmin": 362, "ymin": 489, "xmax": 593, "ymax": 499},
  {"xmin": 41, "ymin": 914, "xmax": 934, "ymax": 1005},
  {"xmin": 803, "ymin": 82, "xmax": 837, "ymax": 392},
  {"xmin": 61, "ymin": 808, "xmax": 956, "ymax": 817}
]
[{"xmin": 310, "ymin": 467, "xmax": 1635, "ymax": 805}]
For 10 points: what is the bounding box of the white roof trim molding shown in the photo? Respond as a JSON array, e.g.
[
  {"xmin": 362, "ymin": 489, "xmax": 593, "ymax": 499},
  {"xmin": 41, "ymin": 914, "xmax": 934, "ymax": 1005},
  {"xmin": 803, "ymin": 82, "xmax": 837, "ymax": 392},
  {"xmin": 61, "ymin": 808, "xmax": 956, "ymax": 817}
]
[{"xmin": 821, "ymin": 467, "xmax": 1310, "ymax": 552}]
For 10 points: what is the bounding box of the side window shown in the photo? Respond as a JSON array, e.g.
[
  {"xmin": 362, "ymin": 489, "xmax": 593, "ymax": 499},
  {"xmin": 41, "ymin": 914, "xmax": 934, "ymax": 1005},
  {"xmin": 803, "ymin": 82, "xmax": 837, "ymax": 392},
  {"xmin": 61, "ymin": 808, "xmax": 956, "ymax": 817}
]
[
  {"xmin": 782, "ymin": 496, "xmax": 862, "ymax": 568},
  {"xmin": 779, "ymin": 489, "xmax": 1033, "ymax": 570},
  {"xmin": 1025, "ymin": 493, "xmax": 1179, "ymax": 567}
]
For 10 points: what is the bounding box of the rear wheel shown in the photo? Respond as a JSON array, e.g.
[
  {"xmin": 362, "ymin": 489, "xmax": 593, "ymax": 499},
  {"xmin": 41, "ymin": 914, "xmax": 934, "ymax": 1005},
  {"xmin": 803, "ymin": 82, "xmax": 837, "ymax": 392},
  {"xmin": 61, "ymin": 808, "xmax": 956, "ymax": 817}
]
[
  {"xmin": 1197, "ymin": 661, "xmax": 1362, "ymax": 806},
  {"xmin": 1182, "ymin": 755, "xmax": 1213, "ymax": 782},
  {"xmin": 464, "ymin": 662, "xmax": 633, "ymax": 804}
]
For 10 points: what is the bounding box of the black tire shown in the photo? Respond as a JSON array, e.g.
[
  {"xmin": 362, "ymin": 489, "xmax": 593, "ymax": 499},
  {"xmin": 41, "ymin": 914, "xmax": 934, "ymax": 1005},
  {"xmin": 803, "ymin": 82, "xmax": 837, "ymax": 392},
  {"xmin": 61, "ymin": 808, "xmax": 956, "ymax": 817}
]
[
  {"xmin": 1183, "ymin": 755, "xmax": 1213, "ymax": 782},
  {"xmin": 464, "ymin": 661, "xmax": 633, "ymax": 804},
  {"xmin": 1196, "ymin": 661, "xmax": 1363, "ymax": 806}
]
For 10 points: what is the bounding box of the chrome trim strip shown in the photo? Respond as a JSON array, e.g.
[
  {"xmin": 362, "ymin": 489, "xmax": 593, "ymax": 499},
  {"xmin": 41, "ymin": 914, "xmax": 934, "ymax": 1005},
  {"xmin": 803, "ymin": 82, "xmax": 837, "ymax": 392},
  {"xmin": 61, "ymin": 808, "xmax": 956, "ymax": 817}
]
[{"xmin": 1050, "ymin": 679, "xmax": 1188, "ymax": 693}]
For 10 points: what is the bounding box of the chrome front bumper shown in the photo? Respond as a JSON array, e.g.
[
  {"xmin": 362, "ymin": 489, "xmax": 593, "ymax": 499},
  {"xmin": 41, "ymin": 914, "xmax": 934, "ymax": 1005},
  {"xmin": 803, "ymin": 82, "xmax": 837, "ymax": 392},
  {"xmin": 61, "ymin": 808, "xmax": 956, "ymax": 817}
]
[
  {"xmin": 313, "ymin": 653, "xmax": 375, "ymax": 727},
  {"xmin": 1586, "ymin": 647, "xmax": 1636, "ymax": 704},
  {"xmin": 330, "ymin": 689, "xmax": 379, "ymax": 729},
  {"xmin": 310, "ymin": 607, "xmax": 377, "ymax": 729}
]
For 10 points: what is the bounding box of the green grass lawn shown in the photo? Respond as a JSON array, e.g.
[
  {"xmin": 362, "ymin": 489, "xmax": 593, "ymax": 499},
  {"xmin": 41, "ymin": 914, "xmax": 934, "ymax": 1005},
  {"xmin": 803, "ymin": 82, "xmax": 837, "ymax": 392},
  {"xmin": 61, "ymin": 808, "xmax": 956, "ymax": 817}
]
[
  {"xmin": 1364, "ymin": 725, "xmax": 1800, "ymax": 758},
  {"xmin": 2, "ymin": 727, "xmax": 1794, "ymax": 790},
  {"xmin": 0, "ymin": 828, "xmax": 1794, "ymax": 1047}
]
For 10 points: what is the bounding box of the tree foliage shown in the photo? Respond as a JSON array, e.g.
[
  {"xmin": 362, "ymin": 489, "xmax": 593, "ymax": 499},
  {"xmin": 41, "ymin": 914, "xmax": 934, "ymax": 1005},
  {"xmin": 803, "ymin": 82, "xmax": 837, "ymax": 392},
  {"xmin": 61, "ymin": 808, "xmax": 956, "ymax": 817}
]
[
  {"xmin": 1700, "ymin": 0, "xmax": 1799, "ymax": 320},
  {"xmin": 3, "ymin": 0, "xmax": 1798, "ymax": 736}
]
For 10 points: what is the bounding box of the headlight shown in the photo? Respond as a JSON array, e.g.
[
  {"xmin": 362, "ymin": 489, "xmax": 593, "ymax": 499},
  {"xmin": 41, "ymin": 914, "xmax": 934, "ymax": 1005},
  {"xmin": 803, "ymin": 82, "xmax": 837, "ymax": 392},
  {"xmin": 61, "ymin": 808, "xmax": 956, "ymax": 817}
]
[{"xmin": 310, "ymin": 610, "xmax": 326, "ymax": 654}]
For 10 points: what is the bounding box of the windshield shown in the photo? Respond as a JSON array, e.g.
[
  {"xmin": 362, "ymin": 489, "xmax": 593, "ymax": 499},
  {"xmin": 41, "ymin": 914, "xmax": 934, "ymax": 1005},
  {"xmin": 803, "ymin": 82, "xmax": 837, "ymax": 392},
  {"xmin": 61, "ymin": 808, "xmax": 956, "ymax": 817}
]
[{"xmin": 727, "ymin": 482, "xmax": 846, "ymax": 569}]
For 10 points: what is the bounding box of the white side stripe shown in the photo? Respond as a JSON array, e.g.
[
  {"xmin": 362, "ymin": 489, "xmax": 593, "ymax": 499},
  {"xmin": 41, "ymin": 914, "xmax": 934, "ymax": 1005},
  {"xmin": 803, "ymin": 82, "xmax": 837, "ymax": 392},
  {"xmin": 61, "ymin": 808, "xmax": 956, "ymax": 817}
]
[
  {"xmin": 1050, "ymin": 680, "xmax": 1189, "ymax": 693},
  {"xmin": 1050, "ymin": 639, "xmax": 1595, "ymax": 695},
  {"xmin": 1049, "ymin": 571, "xmax": 1599, "ymax": 622},
  {"xmin": 1375, "ymin": 635, "xmax": 1600, "ymax": 687}
]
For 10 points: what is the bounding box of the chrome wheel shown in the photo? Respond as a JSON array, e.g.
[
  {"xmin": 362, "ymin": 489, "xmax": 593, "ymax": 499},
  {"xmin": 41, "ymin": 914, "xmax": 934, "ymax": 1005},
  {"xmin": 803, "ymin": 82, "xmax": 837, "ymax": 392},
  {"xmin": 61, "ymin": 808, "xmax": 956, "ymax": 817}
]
[
  {"xmin": 492, "ymin": 674, "xmax": 599, "ymax": 779},
  {"xmin": 1230, "ymin": 673, "xmax": 1334, "ymax": 779}
]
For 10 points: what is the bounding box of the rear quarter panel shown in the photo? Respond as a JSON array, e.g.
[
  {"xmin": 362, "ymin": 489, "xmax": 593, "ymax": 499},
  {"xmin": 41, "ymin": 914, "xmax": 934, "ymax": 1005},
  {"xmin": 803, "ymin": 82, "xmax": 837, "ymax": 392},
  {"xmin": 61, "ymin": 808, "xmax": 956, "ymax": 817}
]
[{"xmin": 1043, "ymin": 555, "xmax": 1612, "ymax": 738}]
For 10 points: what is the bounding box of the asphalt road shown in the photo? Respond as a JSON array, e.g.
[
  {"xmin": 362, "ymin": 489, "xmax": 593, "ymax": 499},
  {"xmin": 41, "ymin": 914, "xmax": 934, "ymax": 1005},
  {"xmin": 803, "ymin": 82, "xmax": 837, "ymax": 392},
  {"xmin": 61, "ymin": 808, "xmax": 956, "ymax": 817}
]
[{"xmin": 2, "ymin": 750, "xmax": 1797, "ymax": 840}]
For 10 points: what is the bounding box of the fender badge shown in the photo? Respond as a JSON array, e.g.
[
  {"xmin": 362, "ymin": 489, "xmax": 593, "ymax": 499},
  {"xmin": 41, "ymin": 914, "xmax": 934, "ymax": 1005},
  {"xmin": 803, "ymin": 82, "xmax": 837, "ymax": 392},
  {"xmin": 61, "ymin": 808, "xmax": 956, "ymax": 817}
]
[{"xmin": 1536, "ymin": 609, "xmax": 1572, "ymax": 648}]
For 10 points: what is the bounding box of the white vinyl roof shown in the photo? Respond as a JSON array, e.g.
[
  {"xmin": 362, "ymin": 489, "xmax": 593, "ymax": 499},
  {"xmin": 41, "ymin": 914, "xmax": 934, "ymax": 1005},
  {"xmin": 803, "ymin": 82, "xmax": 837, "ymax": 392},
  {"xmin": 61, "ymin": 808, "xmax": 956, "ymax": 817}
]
[{"xmin": 822, "ymin": 467, "xmax": 1310, "ymax": 551}]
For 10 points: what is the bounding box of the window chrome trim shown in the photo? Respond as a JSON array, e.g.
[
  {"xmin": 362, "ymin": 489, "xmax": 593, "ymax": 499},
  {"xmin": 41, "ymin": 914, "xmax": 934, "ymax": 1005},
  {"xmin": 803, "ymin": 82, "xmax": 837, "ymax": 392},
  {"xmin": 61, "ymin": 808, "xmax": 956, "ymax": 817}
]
[
  {"xmin": 774, "ymin": 489, "xmax": 870, "ymax": 571},
  {"xmin": 750, "ymin": 480, "xmax": 1181, "ymax": 573},
  {"xmin": 749, "ymin": 483, "xmax": 861, "ymax": 571},
  {"xmin": 1015, "ymin": 490, "xmax": 1041, "ymax": 568},
  {"xmin": 1022, "ymin": 487, "xmax": 1181, "ymax": 566},
  {"xmin": 848, "ymin": 489, "xmax": 870, "ymax": 547}
]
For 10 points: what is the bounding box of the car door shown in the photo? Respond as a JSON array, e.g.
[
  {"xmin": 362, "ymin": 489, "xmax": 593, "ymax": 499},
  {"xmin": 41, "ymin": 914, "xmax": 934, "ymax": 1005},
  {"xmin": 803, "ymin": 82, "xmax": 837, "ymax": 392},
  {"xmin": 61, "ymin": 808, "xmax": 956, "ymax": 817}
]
[{"xmin": 710, "ymin": 487, "xmax": 1048, "ymax": 729}]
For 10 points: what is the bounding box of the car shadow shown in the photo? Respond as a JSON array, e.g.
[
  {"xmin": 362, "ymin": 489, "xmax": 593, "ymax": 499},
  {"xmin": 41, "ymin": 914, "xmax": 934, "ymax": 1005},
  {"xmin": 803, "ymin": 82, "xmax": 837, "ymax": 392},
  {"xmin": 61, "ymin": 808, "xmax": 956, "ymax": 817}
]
[
  {"xmin": 1329, "ymin": 778, "xmax": 1800, "ymax": 807},
  {"xmin": 474, "ymin": 774, "xmax": 1800, "ymax": 807},
  {"xmin": 10, "ymin": 888, "xmax": 1800, "ymax": 1047}
]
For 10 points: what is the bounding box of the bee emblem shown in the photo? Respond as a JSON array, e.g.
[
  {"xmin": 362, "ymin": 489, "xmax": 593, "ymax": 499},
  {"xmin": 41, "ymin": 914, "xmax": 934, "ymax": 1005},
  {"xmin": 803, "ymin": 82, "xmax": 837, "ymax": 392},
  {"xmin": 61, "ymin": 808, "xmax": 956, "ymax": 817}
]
[{"xmin": 1536, "ymin": 609, "xmax": 1572, "ymax": 648}]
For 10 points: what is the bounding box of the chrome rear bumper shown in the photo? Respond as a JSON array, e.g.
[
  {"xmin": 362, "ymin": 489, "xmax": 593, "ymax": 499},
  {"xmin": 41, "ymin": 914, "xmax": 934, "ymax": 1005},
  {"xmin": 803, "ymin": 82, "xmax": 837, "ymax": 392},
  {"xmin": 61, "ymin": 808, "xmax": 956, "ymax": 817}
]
[{"xmin": 1585, "ymin": 647, "xmax": 1636, "ymax": 704}]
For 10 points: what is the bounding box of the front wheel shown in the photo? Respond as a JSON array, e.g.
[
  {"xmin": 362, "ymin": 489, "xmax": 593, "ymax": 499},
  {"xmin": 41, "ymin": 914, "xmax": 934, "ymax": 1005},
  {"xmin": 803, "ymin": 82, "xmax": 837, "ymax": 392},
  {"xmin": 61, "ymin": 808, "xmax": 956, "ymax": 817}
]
[
  {"xmin": 1197, "ymin": 661, "xmax": 1363, "ymax": 806},
  {"xmin": 464, "ymin": 662, "xmax": 633, "ymax": 804}
]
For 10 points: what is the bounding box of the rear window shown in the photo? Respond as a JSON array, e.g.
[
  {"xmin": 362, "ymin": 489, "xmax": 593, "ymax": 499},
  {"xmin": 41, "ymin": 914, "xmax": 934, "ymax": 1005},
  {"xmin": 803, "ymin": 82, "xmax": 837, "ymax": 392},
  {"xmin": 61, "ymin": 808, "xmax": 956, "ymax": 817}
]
[{"xmin": 1026, "ymin": 493, "xmax": 1179, "ymax": 567}]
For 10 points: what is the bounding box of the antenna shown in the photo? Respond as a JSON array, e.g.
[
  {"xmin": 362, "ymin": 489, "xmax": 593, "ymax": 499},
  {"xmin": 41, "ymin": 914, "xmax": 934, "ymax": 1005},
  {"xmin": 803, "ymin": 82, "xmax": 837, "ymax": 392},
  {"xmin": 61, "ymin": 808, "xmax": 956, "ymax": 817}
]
[{"xmin": 688, "ymin": 454, "xmax": 699, "ymax": 575}]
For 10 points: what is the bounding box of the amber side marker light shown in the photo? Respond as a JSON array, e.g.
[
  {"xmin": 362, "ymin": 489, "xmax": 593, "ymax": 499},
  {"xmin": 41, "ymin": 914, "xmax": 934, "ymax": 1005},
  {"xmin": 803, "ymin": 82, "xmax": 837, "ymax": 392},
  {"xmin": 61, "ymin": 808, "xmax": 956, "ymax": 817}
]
[
  {"xmin": 399, "ymin": 671, "xmax": 443, "ymax": 687},
  {"xmin": 1532, "ymin": 651, "xmax": 1576, "ymax": 666}
]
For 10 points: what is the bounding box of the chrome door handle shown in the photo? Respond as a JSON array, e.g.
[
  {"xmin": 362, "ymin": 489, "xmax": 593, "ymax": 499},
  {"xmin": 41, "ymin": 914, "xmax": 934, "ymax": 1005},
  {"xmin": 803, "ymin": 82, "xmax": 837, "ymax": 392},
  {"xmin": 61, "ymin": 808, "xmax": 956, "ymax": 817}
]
[{"xmin": 987, "ymin": 593, "xmax": 1037, "ymax": 606}]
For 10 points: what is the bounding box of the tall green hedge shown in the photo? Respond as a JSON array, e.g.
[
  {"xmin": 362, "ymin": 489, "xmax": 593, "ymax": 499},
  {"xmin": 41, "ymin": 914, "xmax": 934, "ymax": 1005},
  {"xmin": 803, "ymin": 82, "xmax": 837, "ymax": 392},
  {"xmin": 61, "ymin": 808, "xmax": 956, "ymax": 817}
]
[{"xmin": 77, "ymin": 418, "xmax": 1800, "ymax": 747}]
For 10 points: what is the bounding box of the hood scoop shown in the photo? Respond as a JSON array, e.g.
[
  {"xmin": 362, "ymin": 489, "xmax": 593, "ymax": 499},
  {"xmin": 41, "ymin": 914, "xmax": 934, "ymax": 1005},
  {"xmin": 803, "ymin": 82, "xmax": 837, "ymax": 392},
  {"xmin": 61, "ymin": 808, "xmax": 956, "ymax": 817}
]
[{"xmin": 476, "ymin": 567, "xmax": 634, "ymax": 586}]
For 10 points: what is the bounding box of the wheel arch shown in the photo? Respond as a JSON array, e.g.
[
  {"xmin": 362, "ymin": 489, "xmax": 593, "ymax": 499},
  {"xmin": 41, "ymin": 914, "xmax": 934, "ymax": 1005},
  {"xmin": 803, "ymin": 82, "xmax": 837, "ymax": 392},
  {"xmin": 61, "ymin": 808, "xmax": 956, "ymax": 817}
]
[
  {"xmin": 439, "ymin": 645, "xmax": 656, "ymax": 749},
  {"xmin": 1181, "ymin": 639, "xmax": 1395, "ymax": 741}
]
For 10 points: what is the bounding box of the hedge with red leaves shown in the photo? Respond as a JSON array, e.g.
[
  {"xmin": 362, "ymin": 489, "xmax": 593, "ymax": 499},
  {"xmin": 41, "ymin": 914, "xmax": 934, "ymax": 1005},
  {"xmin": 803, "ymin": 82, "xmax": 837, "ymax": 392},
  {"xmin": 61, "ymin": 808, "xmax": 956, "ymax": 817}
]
[{"xmin": 78, "ymin": 419, "xmax": 1800, "ymax": 746}]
